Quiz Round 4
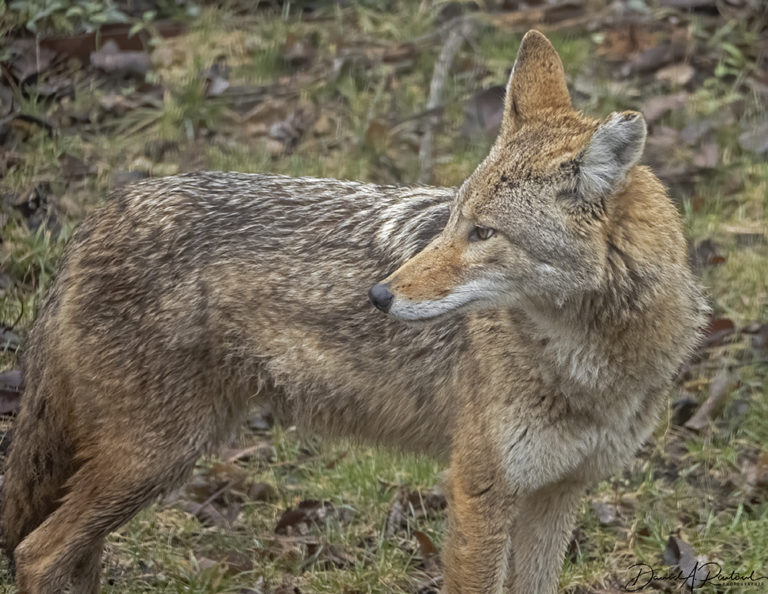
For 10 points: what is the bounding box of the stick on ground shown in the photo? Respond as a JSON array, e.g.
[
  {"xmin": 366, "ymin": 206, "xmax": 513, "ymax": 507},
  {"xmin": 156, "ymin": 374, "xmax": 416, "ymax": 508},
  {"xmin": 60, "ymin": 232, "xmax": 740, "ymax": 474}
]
[{"xmin": 417, "ymin": 19, "xmax": 474, "ymax": 184}]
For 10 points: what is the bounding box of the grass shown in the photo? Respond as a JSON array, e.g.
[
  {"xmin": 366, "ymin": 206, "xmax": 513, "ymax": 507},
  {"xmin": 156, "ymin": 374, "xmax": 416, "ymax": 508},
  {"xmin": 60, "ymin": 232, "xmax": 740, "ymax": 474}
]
[{"xmin": 1, "ymin": 2, "xmax": 767, "ymax": 592}]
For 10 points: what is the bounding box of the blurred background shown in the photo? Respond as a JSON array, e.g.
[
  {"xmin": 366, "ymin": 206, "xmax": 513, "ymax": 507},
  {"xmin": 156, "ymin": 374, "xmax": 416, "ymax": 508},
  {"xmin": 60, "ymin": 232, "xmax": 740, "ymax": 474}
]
[{"xmin": 0, "ymin": 1, "xmax": 767, "ymax": 592}]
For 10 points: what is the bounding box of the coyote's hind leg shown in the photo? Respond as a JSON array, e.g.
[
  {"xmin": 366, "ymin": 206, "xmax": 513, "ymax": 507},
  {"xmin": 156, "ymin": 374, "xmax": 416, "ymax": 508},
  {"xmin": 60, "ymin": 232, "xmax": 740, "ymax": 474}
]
[{"xmin": 13, "ymin": 442, "xmax": 198, "ymax": 594}]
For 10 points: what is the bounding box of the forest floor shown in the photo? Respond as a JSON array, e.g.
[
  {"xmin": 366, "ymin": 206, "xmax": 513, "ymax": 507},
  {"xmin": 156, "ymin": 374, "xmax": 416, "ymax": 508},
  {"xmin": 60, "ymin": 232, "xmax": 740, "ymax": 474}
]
[{"xmin": 0, "ymin": 1, "xmax": 767, "ymax": 592}]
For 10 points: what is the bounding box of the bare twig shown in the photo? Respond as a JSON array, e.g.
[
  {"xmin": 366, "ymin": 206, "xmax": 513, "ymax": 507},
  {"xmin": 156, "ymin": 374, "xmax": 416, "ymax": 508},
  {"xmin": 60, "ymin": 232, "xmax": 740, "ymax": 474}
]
[
  {"xmin": 684, "ymin": 372, "xmax": 735, "ymax": 431},
  {"xmin": 191, "ymin": 480, "xmax": 235, "ymax": 516},
  {"xmin": 7, "ymin": 297, "xmax": 24, "ymax": 332},
  {"xmin": 417, "ymin": 20, "xmax": 474, "ymax": 184}
]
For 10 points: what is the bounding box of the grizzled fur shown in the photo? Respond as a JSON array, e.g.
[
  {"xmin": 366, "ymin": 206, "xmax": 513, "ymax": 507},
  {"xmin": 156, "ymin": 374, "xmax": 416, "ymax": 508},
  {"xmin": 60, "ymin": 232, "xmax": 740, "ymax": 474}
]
[{"xmin": 2, "ymin": 31, "xmax": 706, "ymax": 594}]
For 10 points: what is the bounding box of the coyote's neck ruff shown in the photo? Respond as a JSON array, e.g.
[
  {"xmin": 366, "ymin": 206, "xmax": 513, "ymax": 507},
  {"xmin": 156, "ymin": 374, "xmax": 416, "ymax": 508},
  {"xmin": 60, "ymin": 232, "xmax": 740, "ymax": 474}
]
[{"xmin": 2, "ymin": 31, "xmax": 705, "ymax": 594}]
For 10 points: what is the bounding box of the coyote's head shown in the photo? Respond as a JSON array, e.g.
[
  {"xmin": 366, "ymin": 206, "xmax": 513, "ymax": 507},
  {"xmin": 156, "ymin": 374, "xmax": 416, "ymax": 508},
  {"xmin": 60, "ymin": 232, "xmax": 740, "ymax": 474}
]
[{"xmin": 369, "ymin": 30, "xmax": 648, "ymax": 322}]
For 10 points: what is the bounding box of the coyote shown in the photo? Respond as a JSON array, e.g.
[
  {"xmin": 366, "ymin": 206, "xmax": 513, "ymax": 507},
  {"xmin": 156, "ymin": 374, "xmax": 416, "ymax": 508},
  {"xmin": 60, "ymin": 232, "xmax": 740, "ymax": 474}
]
[{"xmin": 2, "ymin": 31, "xmax": 705, "ymax": 593}]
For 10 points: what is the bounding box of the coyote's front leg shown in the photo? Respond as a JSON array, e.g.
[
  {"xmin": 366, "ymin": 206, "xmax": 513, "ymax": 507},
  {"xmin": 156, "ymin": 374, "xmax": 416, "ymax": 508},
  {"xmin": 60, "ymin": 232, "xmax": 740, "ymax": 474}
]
[
  {"xmin": 442, "ymin": 426, "xmax": 515, "ymax": 594},
  {"xmin": 505, "ymin": 479, "xmax": 585, "ymax": 593}
]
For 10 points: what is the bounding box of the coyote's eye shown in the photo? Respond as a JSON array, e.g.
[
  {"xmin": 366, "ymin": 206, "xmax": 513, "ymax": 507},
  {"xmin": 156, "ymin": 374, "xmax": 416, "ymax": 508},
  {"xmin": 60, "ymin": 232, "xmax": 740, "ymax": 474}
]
[{"xmin": 469, "ymin": 226, "xmax": 495, "ymax": 242}]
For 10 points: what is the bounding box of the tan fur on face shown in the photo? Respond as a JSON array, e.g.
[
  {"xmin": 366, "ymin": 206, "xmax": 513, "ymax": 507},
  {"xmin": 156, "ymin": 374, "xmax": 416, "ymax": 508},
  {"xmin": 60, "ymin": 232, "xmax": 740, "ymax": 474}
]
[{"xmin": 388, "ymin": 237, "xmax": 465, "ymax": 301}]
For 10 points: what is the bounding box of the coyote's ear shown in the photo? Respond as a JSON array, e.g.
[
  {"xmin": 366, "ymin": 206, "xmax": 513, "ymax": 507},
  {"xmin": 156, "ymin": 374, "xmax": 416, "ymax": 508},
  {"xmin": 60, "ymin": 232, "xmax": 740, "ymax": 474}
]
[
  {"xmin": 502, "ymin": 30, "xmax": 571, "ymax": 131},
  {"xmin": 578, "ymin": 111, "xmax": 647, "ymax": 199}
]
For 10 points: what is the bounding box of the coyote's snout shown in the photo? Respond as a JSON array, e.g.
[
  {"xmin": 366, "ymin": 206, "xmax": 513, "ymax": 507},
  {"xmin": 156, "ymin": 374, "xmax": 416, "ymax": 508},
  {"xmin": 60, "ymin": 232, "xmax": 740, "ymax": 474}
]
[{"xmin": 2, "ymin": 30, "xmax": 705, "ymax": 593}]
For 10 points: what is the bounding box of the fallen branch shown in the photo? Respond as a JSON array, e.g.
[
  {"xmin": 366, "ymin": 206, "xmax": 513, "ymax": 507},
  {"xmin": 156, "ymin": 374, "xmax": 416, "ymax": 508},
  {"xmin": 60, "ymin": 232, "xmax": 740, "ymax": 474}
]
[
  {"xmin": 417, "ymin": 20, "xmax": 474, "ymax": 184},
  {"xmin": 684, "ymin": 372, "xmax": 735, "ymax": 431}
]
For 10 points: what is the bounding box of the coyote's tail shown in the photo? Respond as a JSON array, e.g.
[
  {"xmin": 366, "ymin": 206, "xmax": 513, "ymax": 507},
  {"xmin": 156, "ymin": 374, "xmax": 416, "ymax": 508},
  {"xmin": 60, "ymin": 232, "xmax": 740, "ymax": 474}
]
[{"xmin": 1, "ymin": 354, "xmax": 74, "ymax": 562}]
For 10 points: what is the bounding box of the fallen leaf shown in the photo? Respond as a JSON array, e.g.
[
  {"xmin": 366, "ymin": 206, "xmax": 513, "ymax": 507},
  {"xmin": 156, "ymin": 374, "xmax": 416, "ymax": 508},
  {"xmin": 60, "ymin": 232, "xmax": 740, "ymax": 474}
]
[
  {"xmin": 312, "ymin": 114, "xmax": 334, "ymax": 136},
  {"xmin": 247, "ymin": 406, "xmax": 275, "ymax": 433},
  {"xmin": 269, "ymin": 579, "xmax": 303, "ymax": 594},
  {"xmin": 59, "ymin": 154, "xmax": 94, "ymax": 181},
  {"xmin": 692, "ymin": 141, "xmax": 719, "ymax": 169},
  {"xmin": 111, "ymin": 170, "xmax": 148, "ymax": 188},
  {"xmin": 248, "ymin": 481, "xmax": 278, "ymax": 502},
  {"xmin": 413, "ymin": 529, "xmax": 442, "ymax": 584},
  {"xmin": 566, "ymin": 528, "xmax": 585, "ymax": 563},
  {"xmin": 301, "ymin": 542, "xmax": 355, "ymax": 570},
  {"xmin": 742, "ymin": 321, "xmax": 765, "ymax": 334},
  {"xmin": 0, "ymin": 369, "xmax": 23, "ymax": 415},
  {"xmin": 204, "ymin": 57, "xmax": 230, "ymax": 97},
  {"xmin": 689, "ymin": 239, "xmax": 726, "ymax": 272},
  {"xmin": 738, "ymin": 121, "xmax": 768, "ymax": 155},
  {"xmin": 383, "ymin": 43, "xmax": 419, "ymax": 64},
  {"xmin": 182, "ymin": 500, "xmax": 240, "ymax": 527},
  {"xmin": 90, "ymin": 40, "xmax": 151, "ymax": 77},
  {"xmin": 257, "ymin": 533, "xmax": 319, "ymax": 565},
  {"xmin": 750, "ymin": 324, "xmax": 768, "ymax": 350},
  {"xmin": 655, "ymin": 63, "xmax": 695, "ymax": 85},
  {"xmin": 659, "ymin": 0, "xmax": 717, "ymax": 9},
  {"xmin": 597, "ymin": 26, "xmax": 656, "ymax": 60},
  {"xmin": 195, "ymin": 556, "xmax": 220, "ymax": 572},
  {"xmin": 0, "ymin": 329, "xmax": 21, "ymax": 352},
  {"xmin": 642, "ymin": 93, "xmax": 689, "ymax": 124},
  {"xmin": 462, "ymin": 86, "xmax": 505, "ymax": 138},
  {"xmin": 644, "ymin": 127, "xmax": 685, "ymax": 184},
  {"xmin": 283, "ymin": 34, "xmax": 314, "ymax": 67},
  {"xmin": 662, "ymin": 535, "xmax": 708, "ymax": 589},
  {"xmin": 365, "ymin": 119, "xmax": 390, "ymax": 151},
  {"xmin": 275, "ymin": 500, "xmax": 353, "ymax": 536},
  {"xmin": 702, "ymin": 317, "xmax": 735, "ymax": 347},
  {"xmin": 387, "ymin": 486, "xmax": 447, "ymax": 535},
  {"xmin": 6, "ymin": 40, "xmax": 57, "ymax": 82},
  {"xmin": 414, "ymin": 530, "xmax": 438, "ymax": 556},
  {"xmin": 744, "ymin": 451, "xmax": 768, "ymax": 493},
  {"xmin": 98, "ymin": 92, "xmax": 141, "ymax": 116},
  {"xmin": 217, "ymin": 550, "xmax": 253, "ymax": 575},
  {"xmin": 591, "ymin": 501, "xmax": 618, "ymax": 525},
  {"xmin": 622, "ymin": 40, "xmax": 688, "ymax": 77},
  {"xmin": 179, "ymin": 461, "xmax": 251, "ymax": 526},
  {"xmin": 680, "ymin": 120, "xmax": 713, "ymax": 145}
]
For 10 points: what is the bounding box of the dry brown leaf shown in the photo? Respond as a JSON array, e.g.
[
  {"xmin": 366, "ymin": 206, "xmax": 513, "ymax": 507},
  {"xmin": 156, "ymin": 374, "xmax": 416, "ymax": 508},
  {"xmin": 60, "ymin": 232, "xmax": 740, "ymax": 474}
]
[
  {"xmin": 692, "ymin": 141, "xmax": 719, "ymax": 169},
  {"xmin": 750, "ymin": 324, "xmax": 768, "ymax": 350},
  {"xmin": 591, "ymin": 501, "xmax": 618, "ymax": 525},
  {"xmin": 689, "ymin": 239, "xmax": 726, "ymax": 273},
  {"xmin": 738, "ymin": 121, "xmax": 768, "ymax": 155},
  {"xmin": 90, "ymin": 40, "xmax": 151, "ymax": 77},
  {"xmin": 655, "ymin": 63, "xmax": 695, "ymax": 85},
  {"xmin": 662, "ymin": 535, "xmax": 708, "ymax": 589},
  {"xmin": 248, "ymin": 481, "xmax": 278, "ymax": 502},
  {"xmin": 642, "ymin": 93, "xmax": 689, "ymax": 124},
  {"xmin": 702, "ymin": 317, "xmax": 735, "ymax": 347},
  {"xmin": 414, "ymin": 530, "xmax": 438, "ymax": 557},
  {"xmin": 0, "ymin": 369, "xmax": 23, "ymax": 416},
  {"xmin": 275, "ymin": 500, "xmax": 353, "ymax": 536},
  {"xmin": 462, "ymin": 86, "xmax": 505, "ymax": 138},
  {"xmin": 387, "ymin": 486, "xmax": 447, "ymax": 535},
  {"xmin": 622, "ymin": 39, "xmax": 688, "ymax": 76}
]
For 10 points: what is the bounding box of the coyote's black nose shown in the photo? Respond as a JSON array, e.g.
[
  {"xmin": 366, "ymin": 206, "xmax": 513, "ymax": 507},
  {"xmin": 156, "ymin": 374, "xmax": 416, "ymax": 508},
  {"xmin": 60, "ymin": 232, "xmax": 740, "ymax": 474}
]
[{"xmin": 369, "ymin": 283, "xmax": 394, "ymax": 313}]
